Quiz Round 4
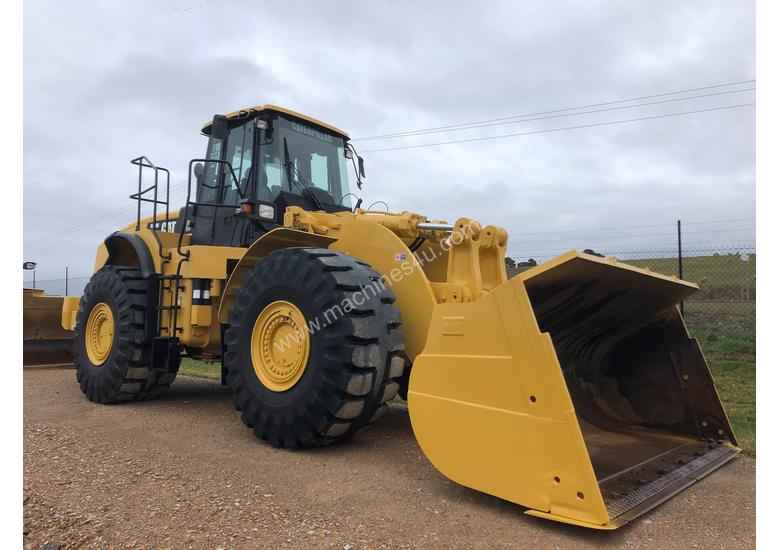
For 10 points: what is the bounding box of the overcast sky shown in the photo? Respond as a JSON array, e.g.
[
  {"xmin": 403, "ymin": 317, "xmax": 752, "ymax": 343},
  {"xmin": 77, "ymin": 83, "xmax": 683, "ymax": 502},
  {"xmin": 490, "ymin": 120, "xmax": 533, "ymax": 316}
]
[{"xmin": 23, "ymin": 0, "xmax": 755, "ymax": 282}]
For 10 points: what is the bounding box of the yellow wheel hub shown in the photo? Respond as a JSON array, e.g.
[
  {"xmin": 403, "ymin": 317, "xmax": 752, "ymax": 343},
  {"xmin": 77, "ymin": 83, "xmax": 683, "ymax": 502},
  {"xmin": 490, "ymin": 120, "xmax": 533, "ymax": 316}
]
[
  {"xmin": 250, "ymin": 300, "xmax": 310, "ymax": 392},
  {"xmin": 85, "ymin": 302, "xmax": 115, "ymax": 366}
]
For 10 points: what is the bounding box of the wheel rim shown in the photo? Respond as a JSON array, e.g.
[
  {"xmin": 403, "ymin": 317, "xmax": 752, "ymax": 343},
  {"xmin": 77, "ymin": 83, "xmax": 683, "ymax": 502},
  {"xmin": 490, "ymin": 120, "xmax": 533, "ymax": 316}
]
[
  {"xmin": 250, "ymin": 300, "xmax": 310, "ymax": 392},
  {"xmin": 85, "ymin": 302, "xmax": 115, "ymax": 366}
]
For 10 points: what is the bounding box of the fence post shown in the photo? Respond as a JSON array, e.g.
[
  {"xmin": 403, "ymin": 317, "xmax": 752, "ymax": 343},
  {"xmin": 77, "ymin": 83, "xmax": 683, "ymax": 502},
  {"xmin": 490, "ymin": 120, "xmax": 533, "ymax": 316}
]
[
  {"xmin": 65, "ymin": 266, "xmax": 68, "ymax": 296},
  {"xmin": 677, "ymin": 220, "xmax": 684, "ymax": 317}
]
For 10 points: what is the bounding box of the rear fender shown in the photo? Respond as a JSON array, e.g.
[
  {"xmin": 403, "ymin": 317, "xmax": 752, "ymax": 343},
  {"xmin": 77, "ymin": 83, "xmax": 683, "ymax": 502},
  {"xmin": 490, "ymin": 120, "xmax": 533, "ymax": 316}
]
[{"xmin": 101, "ymin": 232, "xmax": 156, "ymax": 277}]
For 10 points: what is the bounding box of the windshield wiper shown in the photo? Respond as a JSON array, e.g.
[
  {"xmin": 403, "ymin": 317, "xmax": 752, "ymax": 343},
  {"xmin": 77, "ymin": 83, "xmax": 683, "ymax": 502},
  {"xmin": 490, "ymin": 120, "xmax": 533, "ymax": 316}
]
[{"xmin": 283, "ymin": 137, "xmax": 326, "ymax": 211}]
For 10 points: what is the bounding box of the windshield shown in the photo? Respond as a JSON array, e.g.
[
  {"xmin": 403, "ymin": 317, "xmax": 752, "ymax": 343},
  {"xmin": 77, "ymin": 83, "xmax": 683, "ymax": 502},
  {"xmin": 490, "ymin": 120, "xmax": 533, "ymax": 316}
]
[{"xmin": 258, "ymin": 117, "xmax": 351, "ymax": 207}]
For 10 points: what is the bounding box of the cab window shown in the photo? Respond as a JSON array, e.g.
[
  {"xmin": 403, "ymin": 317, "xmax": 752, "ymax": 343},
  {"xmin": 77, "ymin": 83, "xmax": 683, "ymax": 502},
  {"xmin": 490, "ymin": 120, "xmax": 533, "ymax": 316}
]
[
  {"xmin": 199, "ymin": 138, "xmax": 222, "ymax": 203},
  {"xmin": 198, "ymin": 119, "xmax": 254, "ymax": 206},
  {"xmin": 222, "ymin": 121, "xmax": 254, "ymax": 206}
]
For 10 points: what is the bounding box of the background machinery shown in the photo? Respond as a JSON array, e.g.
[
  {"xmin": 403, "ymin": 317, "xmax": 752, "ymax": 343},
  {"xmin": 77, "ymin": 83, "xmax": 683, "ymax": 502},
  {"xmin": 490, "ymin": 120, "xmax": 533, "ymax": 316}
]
[
  {"xmin": 61, "ymin": 104, "xmax": 739, "ymax": 529},
  {"xmin": 23, "ymin": 288, "xmax": 74, "ymax": 368}
]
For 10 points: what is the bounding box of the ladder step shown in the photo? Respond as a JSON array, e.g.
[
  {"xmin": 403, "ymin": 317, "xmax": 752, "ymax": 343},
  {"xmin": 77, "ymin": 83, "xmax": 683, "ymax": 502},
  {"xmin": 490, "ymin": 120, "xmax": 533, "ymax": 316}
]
[{"xmin": 158, "ymin": 305, "xmax": 181, "ymax": 311}]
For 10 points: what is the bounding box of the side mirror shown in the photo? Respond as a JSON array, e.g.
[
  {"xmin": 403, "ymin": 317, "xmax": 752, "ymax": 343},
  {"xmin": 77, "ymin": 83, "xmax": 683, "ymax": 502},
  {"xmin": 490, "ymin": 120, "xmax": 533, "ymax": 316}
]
[
  {"xmin": 193, "ymin": 162, "xmax": 204, "ymax": 179},
  {"xmin": 358, "ymin": 156, "xmax": 366, "ymax": 179},
  {"xmin": 211, "ymin": 115, "xmax": 229, "ymax": 140}
]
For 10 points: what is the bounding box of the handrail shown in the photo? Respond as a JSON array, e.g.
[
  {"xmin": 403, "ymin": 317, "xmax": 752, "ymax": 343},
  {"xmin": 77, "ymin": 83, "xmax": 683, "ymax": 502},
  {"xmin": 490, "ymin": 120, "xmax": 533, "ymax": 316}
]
[
  {"xmin": 127, "ymin": 155, "xmax": 247, "ymax": 338},
  {"xmin": 175, "ymin": 158, "xmax": 243, "ymax": 259},
  {"xmin": 169, "ymin": 158, "xmax": 243, "ymax": 334},
  {"xmin": 130, "ymin": 156, "xmax": 171, "ymax": 261}
]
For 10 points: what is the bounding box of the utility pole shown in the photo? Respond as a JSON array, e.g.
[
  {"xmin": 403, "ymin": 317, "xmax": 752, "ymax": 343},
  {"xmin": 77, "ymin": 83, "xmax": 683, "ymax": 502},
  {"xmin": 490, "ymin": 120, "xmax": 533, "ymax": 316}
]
[{"xmin": 677, "ymin": 220, "xmax": 684, "ymax": 317}]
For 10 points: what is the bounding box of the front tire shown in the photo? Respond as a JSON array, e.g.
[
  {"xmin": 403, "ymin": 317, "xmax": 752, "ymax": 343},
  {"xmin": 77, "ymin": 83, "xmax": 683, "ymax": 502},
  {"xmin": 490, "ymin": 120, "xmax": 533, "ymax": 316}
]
[
  {"xmin": 224, "ymin": 248, "xmax": 406, "ymax": 448},
  {"xmin": 74, "ymin": 266, "xmax": 179, "ymax": 403}
]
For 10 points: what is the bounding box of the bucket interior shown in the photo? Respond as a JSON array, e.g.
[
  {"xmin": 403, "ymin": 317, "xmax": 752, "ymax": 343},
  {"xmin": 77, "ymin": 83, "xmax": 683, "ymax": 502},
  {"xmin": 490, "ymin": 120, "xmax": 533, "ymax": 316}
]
[
  {"xmin": 524, "ymin": 256, "xmax": 738, "ymax": 523},
  {"xmin": 23, "ymin": 290, "xmax": 74, "ymax": 367}
]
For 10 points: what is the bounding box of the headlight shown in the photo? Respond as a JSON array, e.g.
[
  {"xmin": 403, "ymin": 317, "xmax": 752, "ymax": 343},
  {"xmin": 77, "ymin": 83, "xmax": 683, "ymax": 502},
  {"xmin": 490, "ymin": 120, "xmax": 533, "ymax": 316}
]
[{"xmin": 257, "ymin": 204, "xmax": 275, "ymax": 219}]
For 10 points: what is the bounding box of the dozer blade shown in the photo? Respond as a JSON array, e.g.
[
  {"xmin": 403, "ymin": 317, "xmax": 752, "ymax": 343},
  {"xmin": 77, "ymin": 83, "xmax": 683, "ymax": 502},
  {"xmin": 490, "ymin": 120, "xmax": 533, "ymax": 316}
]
[
  {"xmin": 408, "ymin": 251, "xmax": 738, "ymax": 530},
  {"xmin": 23, "ymin": 289, "xmax": 75, "ymax": 368}
]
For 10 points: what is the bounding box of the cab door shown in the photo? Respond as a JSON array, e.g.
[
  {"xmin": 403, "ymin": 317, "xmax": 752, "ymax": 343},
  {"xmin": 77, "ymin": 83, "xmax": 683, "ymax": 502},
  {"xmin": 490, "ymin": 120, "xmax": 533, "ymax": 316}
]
[{"xmin": 191, "ymin": 119, "xmax": 255, "ymax": 247}]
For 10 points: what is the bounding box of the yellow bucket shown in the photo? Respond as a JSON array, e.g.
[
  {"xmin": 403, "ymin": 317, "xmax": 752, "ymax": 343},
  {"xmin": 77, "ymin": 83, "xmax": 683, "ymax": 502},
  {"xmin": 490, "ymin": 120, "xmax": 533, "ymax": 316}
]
[{"xmin": 409, "ymin": 251, "xmax": 738, "ymax": 529}]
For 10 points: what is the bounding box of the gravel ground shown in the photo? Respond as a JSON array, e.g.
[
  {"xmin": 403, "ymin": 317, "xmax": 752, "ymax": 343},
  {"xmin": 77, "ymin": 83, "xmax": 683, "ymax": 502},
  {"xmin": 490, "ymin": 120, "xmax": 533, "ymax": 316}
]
[{"xmin": 23, "ymin": 369, "xmax": 755, "ymax": 549}]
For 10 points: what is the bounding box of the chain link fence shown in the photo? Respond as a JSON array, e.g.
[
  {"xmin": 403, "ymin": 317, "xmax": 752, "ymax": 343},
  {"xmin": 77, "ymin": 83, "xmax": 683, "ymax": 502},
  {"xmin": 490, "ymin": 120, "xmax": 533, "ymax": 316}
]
[
  {"xmin": 507, "ymin": 244, "xmax": 756, "ymax": 363},
  {"xmin": 23, "ymin": 276, "xmax": 91, "ymax": 298}
]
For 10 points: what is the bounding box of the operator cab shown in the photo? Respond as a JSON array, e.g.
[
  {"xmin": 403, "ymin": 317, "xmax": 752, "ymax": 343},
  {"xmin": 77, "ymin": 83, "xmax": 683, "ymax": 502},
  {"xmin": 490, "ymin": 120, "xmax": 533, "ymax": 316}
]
[{"xmin": 187, "ymin": 105, "xmax": 356, "ymax": 247}]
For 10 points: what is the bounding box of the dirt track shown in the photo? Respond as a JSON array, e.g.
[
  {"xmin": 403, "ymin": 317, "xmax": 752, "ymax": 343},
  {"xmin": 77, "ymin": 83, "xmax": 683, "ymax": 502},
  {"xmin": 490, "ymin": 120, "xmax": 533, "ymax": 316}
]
[{"xmin": 23, "ymin": 369, "xmax": 755, "ymax": 549}]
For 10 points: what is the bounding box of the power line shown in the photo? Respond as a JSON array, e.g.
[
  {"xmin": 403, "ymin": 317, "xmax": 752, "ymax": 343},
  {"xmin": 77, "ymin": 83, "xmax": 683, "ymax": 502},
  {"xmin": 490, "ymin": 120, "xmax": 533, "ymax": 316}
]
[
  {"xmin": 32, "ymin": 202, "xmax": 190, "ymax": 252},
  {"xmin": 26, "ymin": 179, "xmax": 189, "ymax": 245},
  {"xmin": 25, "ymin": 85, "xmax": 757, "ymax": 248},
  {"xmin": 360, "ymin": 103, "xmax": 756, "ymax": 153},
  {"xmin": 30, "ymin": 207, "xmax": 174, "ymax": 251},
  {"xmin": 510, "ymin": 238, "xmax": 757, "ymax": 249},
  {"xmin": 683, "ymin": 218, "xmax": 756, "ymax": 226},
  {"xmin": 503, "ymin": 218, "xmax": 756, "ymax": 237},
  {"xmin": 26, "ymin": 204, "xmax": 137, "ymax": 245},
  {"xmin": 26, "ymin": 181, "xmax": 188, "ymax": 245},
  {"xmin": 33, "ymin": 226, "xmax": 128, "ymax": 251},
  {"xmin": 354, "ymin": 87, "xmax": 755, "ymax": 141},
  {"xmin": 353, "ymin": 79, "xmax": 756, "ymax": 141},
  {"xmin": 508, "ymin": 241, "xmax": 756, "ymax": 256},
  {"xmin": 507, "ymin": 227, "xmax": 754, "ymax": 246},
  {"xmin": 30, "ymin": 198, "xmax": 196, "ymax": 252}
]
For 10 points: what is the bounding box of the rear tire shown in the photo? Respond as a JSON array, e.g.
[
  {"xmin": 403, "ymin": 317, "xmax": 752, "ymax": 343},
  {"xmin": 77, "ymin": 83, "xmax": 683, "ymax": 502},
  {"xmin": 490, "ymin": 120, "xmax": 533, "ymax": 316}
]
[
  {"xmin": 224, "ymin": 248, "xmax": 405, "ymax": 448},
  {"xmin": 74, "ymin": 266, "xmax": 179, "ymax": 403}
]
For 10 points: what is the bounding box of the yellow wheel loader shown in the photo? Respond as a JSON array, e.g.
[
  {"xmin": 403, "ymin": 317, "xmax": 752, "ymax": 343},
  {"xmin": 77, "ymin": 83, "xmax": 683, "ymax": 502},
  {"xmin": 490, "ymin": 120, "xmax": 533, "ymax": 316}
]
[
  {"xmin": 62, "ymin": 104, "xmax": 739, "ymax": 529},
  {"xmin": 23, "ymin": 288, "xmax": 74, "ymax": 368}
]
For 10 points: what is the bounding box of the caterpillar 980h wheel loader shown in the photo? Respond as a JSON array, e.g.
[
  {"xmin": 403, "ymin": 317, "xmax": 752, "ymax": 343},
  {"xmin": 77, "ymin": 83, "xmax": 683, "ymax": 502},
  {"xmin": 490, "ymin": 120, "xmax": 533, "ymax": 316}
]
[{"xmin": 62, "ymin": 105, "xmax": 739, "ymax": 529}]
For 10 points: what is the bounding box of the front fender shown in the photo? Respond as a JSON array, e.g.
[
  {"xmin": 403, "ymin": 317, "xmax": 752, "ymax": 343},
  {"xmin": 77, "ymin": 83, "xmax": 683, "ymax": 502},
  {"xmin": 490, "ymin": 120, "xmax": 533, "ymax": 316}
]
[{"xmin": 217, "ymin": 228, "xmax": 336, "ymax": 324}]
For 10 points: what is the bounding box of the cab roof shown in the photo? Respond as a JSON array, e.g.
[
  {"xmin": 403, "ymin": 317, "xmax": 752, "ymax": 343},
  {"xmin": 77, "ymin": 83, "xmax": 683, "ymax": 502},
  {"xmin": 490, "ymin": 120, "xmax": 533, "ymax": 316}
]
[{"xmin": 201, "ymin": 104, "xmax": 349, "ymax": 139}]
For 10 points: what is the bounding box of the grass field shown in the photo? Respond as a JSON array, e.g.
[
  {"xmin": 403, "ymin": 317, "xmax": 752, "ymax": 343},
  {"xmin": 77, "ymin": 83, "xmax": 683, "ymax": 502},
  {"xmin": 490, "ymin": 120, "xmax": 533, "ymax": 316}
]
[
  {"xmin": 709, "ymin": 360, "xmax": 755, "ymax": 456},
  {"xmin": 685, "ymin": 301, "xmax": 755, "ymax": 361},
  {"xmin": 179, "ymin": 357, "xmax": 221, "ymax": 380},
  {"xmin": 621, "ymin": 253, "xmax": 755, "ymax": 297}
]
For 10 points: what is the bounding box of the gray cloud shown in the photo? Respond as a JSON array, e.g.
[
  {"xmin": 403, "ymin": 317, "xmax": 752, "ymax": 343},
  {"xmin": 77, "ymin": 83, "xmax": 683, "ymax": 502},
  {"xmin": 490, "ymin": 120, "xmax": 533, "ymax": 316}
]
[{"xmin": 23, "ymin": 0, "xmax": 755, "ymax": 283}]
